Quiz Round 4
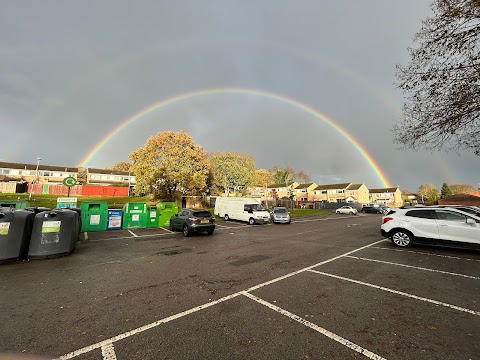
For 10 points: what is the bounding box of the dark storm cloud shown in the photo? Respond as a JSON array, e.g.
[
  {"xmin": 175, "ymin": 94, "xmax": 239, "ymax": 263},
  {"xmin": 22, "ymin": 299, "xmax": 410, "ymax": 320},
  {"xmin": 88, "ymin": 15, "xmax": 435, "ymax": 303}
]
[{"xmin": 0, "ymin": 0, "xmax": 478, "ymax": 190}]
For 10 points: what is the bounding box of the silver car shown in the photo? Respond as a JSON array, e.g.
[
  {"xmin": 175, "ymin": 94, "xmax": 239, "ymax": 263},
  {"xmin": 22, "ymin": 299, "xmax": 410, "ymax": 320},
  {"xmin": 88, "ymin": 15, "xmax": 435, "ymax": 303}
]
[
  {"xmin": 270, "ymin": 207, "xmax": 291, "ymax": 224},
  {"xmin": 336, "ymin": 206, "xmax": 358, "ymax": 215}
]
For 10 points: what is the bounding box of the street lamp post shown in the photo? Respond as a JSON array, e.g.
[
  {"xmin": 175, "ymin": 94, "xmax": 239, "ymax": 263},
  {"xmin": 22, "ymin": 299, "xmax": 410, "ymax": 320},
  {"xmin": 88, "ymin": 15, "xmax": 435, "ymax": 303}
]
[{"xmin": 29, "ymin": 157, "xmax": 41, "ymax": 200}]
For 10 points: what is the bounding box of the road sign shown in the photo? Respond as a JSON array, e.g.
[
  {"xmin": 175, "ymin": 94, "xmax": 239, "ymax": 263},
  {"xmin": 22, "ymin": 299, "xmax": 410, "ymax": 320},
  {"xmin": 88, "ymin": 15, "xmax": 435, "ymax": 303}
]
[{"xmin": 63, "ymin": 176, "xmax": 77, "ymax": 187}]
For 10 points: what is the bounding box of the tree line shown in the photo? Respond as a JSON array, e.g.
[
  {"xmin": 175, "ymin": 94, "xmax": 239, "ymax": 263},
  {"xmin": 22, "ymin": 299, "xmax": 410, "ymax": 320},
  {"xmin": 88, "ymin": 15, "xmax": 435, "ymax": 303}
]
[{"xmin": 111, "ymin": 131, "xmax": 312, "ymax": 201}]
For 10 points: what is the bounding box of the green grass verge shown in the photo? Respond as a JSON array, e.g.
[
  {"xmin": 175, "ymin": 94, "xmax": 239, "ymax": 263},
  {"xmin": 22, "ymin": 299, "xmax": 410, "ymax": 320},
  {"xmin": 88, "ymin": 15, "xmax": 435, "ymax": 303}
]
[{"xmin": 288, "ymin": 209, "xmax": 333, "ymax": 216}]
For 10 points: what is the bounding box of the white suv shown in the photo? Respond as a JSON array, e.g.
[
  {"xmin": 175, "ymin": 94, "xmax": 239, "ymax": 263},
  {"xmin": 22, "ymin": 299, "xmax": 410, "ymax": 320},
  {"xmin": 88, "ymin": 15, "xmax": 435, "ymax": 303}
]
[{"xmin": 381, "ymin": 207, "xmax": 480, "ymax": 249}]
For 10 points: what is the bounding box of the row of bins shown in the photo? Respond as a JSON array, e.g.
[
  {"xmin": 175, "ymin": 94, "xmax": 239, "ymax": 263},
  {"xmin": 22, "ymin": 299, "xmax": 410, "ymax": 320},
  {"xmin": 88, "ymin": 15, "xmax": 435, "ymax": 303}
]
[
  {"xmin": 0, "ymin": 208, "xmax": 80, "ymax": 263},
  {"xmin": 81, "ymin": 202, "xmax": 178, "ymax": 231}
]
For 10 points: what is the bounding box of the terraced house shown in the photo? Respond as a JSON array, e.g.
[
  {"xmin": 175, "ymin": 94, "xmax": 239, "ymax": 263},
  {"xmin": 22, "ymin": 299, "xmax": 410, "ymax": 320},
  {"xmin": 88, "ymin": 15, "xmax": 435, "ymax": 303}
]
[
  {"xmin": 293, "ymin": 183, "xmax": 317, "ymax": 202},
  {"xmin": 311, "ymin": 183, "xmax": 370, "ymax": 203},
  {"xmin": 267, "ymin": 182, "xmax": 299, "ymax": 199},
  {"xmin": 369, "ymin": 187, "xmax": 403, "ymax": 207}
]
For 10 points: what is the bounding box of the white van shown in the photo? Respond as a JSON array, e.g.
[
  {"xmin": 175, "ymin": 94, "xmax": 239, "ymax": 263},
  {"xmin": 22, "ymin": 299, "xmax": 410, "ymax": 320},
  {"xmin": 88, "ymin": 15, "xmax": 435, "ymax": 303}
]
[{"xmin": 214, "ymin": 197, "xmax": 270, "ymax": 225}]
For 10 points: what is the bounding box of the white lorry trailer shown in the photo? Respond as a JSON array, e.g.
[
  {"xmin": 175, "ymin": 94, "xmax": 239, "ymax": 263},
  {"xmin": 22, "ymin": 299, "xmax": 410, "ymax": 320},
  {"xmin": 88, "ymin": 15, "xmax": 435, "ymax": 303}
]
[{"xmin": 214, "ymin": 197, "xmax": 270, "ymax": 225}]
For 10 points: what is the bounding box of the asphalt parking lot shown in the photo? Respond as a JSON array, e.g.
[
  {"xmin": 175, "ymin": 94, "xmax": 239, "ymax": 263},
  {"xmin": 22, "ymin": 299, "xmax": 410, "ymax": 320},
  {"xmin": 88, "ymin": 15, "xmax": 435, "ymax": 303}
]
[{"xmin": 1, "ymin": 214, "xmax": 479, "ymax": 360}]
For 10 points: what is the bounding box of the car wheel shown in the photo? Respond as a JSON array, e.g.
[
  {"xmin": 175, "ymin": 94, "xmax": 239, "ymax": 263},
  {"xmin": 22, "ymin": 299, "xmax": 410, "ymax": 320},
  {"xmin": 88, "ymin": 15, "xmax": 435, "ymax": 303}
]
[
  {"xmin": 336, "ymin": 211, "xmax": 340, "ymax": 214},
  {"xmin": 349, "ymin": 211, "xmax": 354, "ymax": 215},
  {"xmin": 361, "ymin": 209, "xmax": 365, "ymax": 213},
  {"xmin": 224, "ymin": 214, "xmax": 229, "ymax": 221},
  {"xmin": 391, "ymin": 230, "xmax": 413, "ymax": 247},
  {"xmin": 248, "ymin": 218, "xmax": 255, "ymax": 225},
  {"xmin": 207, "ymin": 229, "xmax": 214, "ymax": 235},
  {"xmin": 183, "ymin": 225, "xmax": 191, "ymax": 237}
]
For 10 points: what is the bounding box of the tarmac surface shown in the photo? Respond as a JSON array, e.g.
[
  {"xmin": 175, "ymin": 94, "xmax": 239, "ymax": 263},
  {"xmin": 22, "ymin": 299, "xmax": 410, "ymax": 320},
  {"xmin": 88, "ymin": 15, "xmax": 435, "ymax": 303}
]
[{"xmin": 1, "ymin": 214, "xmax": 479, "ymax": 359}]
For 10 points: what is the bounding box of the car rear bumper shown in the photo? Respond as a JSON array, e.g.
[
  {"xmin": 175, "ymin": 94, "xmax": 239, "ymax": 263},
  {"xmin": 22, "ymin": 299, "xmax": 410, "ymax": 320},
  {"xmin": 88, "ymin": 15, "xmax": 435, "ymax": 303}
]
[
  {"xmin": 188, "ymin": 224, "xmax": 215, "ymax": 232},
  {"xmin": 381, "ymin": 229, "xmax": 389, "ymax": 238}
]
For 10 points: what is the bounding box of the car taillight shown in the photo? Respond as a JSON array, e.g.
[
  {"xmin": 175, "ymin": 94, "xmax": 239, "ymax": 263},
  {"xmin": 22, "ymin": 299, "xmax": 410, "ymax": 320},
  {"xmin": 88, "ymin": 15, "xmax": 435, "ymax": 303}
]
[
  {"xmin": 189, "ymin": 217, "xmax": 200, "ymax": 223},
  {"xmin": 210, "ymin": 216, "xmax": 215, "ymax": 223},
  {"xmin": 383, "ymin": 217, "xmax": 393, "ymax": 224}
]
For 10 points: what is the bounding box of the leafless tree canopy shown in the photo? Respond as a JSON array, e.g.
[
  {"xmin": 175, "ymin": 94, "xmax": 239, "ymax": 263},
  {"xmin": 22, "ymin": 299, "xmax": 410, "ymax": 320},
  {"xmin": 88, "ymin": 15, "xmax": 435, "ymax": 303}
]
[{"xmin": 395, "ymin": 0, "xmax": 480, "ymax": 155}]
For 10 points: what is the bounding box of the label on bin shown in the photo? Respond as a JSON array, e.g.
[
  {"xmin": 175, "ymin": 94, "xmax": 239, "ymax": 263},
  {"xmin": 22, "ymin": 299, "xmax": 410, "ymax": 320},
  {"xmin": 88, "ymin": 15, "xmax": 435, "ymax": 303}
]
[
  {"xmin": 130, "ymin": 210, "xmax": 142, "ymax": 213},
  {"xmin": 0, "ymin": 222, "xmax": 10, "ymax": 235},
  {"xmin": 108, "ymin": 216, "xmax": 121, "ymax": 228},
  {"xmin": 150, "ymin": 211, "xmax": 156, "ymax": 218},
  {"xmin": 90, "ymin": 214, "xmax": 100, "ymax": 225},
  {"xmin": 132, "ymin": 214, "xmax": 140, "ymax": 222},
  {"xmin": 42, "ymin": 221, "xmax": 61, "ymax": 233}
]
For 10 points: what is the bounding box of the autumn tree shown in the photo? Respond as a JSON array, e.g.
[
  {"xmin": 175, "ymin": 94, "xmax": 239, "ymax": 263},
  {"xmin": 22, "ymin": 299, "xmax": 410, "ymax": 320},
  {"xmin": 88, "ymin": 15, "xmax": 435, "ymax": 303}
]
[
  {"xmin": 210, "ymin": 152, "xmax": 256, "ymax": 195},
  {"xmin": 111, "ymin": 161, "xmax": 132, "ymax": 172},
  {"xmin": 450, "ymin": 183, "xmax": 475, "ymax": 194},
  {"xmin": 129, "ymin": 131, "xmax": 210, "ymax": 201},
  {"xmin": 272, "ymin": 166, "xmax": 295, "ymax": 185},
  {"xmin": 254, "ymin": 169, "xmax": 273, "ymax": 187},
  {"xmin": 395, "ymin": 0, "xmax": 480, "ymax": 155},
  {"xmin": 440, "ymin": 183, "xmax": 453, "ymax": 198},
  {"xmin": 417, "ymin": 183, "xmax": 440, "ymax": 204},
  {"xmin": 295, "ymin": 170, "xmax": 312, "ymax": 184}
]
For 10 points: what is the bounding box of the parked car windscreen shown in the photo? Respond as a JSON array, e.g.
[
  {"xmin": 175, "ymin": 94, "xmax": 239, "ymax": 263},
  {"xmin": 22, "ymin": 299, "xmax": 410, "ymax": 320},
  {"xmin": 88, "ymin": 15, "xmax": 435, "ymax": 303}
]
[{"xmin": 274, "ymin": 208, "xmax": 288, "ymax": 213}]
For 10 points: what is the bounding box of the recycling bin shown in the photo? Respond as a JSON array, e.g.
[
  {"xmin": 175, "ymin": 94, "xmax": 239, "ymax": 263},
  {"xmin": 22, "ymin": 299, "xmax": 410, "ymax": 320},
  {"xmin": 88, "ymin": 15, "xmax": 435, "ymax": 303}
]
[
  {"xmin": 28, "ymin": 209, "xmax": 80, "ymax": 258},
  {"xmin": 122, "ymin": 203, "xmax": 147, "ymax": 229},
  {"xmin": 25, "ymin": 207, "xmax": 51, "ymax": 215},
  {"xmin": 80, "ymin": 202, "xmax": 107, "ymax": 232},
  {"xmin": 156, "ymin": 202, "xmax": 179, "ymax": 227},
  {"xmin": 0, "ymin": 209, "xmax": 35, "ymax": 262},
  {"xmin": 0, "ymin": 200, "xmax": 28, "ymax": 209},
  {"xmin": 147, "ymin": 206, "xmax": 159, "ymax": 228},
  {"xmin": 68, "ymin": 207, "xmax": 82, "ymax": 236},
  {"xmin": 107, "ymin": 209, "xmax": 123, "ymax": 230}
]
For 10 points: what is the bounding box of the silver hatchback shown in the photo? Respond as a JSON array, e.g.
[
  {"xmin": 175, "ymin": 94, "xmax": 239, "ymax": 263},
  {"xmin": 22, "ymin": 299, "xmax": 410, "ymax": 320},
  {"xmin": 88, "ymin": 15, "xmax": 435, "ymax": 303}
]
[{"xmin": 270, "ymin": 207, "xmax": 291, "ymax": 224}]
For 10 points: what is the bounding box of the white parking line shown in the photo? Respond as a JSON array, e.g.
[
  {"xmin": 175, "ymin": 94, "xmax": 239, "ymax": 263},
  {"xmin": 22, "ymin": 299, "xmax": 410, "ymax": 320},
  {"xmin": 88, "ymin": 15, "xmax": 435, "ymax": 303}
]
[
  {"xmin": 127, "ymin": 229, "xmax": 138, "ymax": 237},
  {"xmin": 88, "ymin": 232, "xmax": 174, "ymax": 242},
  {"xmin": 54, "ymin": 239, "xmax": 386, "ymax": 359},
  {"xmin": 308, "ymin": 270, "xmax": 480, "ymax": 316},
  {"xmin": 159, "ymin": 227, "xmax": 174, "ymax": 233},
  {"xmin": 242, "ymin": 292, "xmax": 386, "ymax": 360},
  {"xmin": 345, "ymin": 255, "xmax": 480, "ymax": 280},
  {"xmin": 369, "ymin": 246, "xmax": 480, "ymax": 263},
  {"xmin": 101, "ymin": 343, "xmax": 117, "ymax": 360}
]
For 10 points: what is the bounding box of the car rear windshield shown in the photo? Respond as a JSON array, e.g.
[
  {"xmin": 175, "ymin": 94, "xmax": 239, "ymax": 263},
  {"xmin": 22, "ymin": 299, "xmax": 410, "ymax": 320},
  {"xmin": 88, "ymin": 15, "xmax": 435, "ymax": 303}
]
[{"xmin": 193, "ymin": 211, "xmax": 212, "ymax": 218}]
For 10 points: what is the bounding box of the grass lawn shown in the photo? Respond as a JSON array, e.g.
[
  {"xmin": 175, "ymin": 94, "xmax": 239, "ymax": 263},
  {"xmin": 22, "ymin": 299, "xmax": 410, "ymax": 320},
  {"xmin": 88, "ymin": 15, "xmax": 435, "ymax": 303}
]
[{"xmin": 288, "ymin": 208, "xmax": 333, "ymax": 216}]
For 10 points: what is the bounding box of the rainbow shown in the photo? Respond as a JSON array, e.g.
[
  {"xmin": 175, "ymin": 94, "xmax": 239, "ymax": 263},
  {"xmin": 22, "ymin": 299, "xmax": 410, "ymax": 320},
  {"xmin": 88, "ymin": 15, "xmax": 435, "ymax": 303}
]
[{"xmin": 78, "ymin": 87, "xmax": 391, "ymax": 187}]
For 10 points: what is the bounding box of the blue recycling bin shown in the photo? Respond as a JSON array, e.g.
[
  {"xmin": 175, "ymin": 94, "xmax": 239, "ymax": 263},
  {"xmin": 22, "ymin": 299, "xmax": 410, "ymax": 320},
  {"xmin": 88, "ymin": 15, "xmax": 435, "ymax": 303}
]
[{"xmin": 107, "ymin": 209, "xmax": 123, "ymax": 230}]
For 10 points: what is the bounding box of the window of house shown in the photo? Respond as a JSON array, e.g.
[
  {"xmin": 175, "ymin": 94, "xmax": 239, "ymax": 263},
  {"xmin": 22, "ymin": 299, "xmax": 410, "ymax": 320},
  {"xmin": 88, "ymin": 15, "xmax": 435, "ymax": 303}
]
[
  {"xmin": 337, "ymin": 190, "xmax": 344, "ymax": 194},
  {"xmin": 321, "ymin": 190, "xmax": 327, "ymax": 194}
]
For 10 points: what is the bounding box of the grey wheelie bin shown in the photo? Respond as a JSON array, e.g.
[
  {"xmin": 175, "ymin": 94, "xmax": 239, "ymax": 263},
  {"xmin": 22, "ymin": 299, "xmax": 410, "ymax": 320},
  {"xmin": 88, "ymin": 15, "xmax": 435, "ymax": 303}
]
[
  {"xmin": 28, "ymin": 209, "xmax": 80, "ymax": 258},
  {"xmin": 0, "ymin": 208, "xmax": 35, "ymax": 263}
]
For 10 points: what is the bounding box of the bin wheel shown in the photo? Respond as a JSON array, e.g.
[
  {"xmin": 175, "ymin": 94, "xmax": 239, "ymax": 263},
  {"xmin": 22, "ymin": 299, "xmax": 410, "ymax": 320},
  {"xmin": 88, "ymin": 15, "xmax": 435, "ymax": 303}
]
[{"xmin": 183, "ymin": 225, "xmax": 191, "ymax": 237}]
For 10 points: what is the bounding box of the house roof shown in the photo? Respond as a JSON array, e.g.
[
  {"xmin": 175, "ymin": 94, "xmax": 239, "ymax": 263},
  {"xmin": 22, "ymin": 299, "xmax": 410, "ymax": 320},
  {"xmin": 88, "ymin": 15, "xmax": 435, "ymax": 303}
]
[
  {"xmin": 267, "ymin": 182, "xmax": 295, "ymax": 189},
  {"xmin": 87, "ymin": 168, "xmax": 131, "ymax": 176},
  {"xmin": 314, "ymin": 183, "xmax": 351, "ymax": 191},
  {"xmin": 369, "ymin": 187, "xmax": 398, "ymax": 193},
  {"xmin": 346, "ymin": 183, "xmax": 363, "ymax": 190},
  {"xmin": 0, "ymin": 161, "xmax": 78, "ymax": 172},
  {"xmin": 294, "ymin": 183, "xmax": 314, "ymax": 189}
]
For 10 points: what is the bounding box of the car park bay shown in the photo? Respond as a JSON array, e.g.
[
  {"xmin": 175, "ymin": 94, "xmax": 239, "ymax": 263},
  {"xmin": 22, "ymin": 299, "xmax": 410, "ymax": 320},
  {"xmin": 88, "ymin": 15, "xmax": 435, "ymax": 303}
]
[{"xmin": 1, "ymin": 214, "xmax": 479, "ymax": 359}]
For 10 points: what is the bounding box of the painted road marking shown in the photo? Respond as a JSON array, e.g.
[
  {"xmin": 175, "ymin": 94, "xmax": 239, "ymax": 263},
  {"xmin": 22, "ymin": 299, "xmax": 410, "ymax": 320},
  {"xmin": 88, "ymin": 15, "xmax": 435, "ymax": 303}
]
[
  {"xmin": 345, "ymin": 255, "xmax": 480, "ymax": 280},
  {"xmin": 101, "ymin": 343, "xmax": 117, "ymax": 360},
  {"xmin": 83, "ymin": 232, "xmax": 88, "ymax": 241},
  {"xmin": 89, "ymin": 232, "xmax": 175, "ymax": 242},
  {"xmin": 369, "ymin": 246, "xmax": 480, "ymax": 263},
  {"xmin": 308, "ymin": 270, "xmax": 480, "ymax": 316},
  {"xmin": 242, "ymin": 292, "xmax": 386, "ymax": 360},
  {"xmin": 53, "ymin": 293, "xmax": 242, "ymax": 359},
  {"xmin": 159, "ymin": 226, "xmax": 174, "ymax": 233},
  {"xmin": 127, "ymin": 229, "xmax": 138, "ymax": 237},
  {"xmin": 54, "ymin": 239, "xmax": 386, "ymax": 359}
]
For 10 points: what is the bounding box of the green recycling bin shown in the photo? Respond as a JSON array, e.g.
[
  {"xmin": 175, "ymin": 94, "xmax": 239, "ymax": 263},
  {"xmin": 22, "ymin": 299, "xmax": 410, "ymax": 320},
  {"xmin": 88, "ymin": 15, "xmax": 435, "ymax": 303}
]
[
  {"xmin": 80, "ymin": 202, "xmax": 108, "ymax": 232},
  {"xmin": 147, "ymin": 206, "xmax": 159, "ymax": 228},
  {"xmin": 122, "ymin": 202, "xmax": 147, "ymax": 229},
  {"xmin": 156, "ymin": 202, "xmax": 179, "ymax": 227},
  {"xmin": 0, "ymin": 200, "xmax": 28, "ymax": 209}
]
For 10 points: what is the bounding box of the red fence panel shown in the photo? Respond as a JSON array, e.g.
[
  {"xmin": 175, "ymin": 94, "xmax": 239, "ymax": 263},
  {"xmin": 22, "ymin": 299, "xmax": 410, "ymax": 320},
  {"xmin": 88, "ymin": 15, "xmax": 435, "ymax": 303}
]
[{"xmin": 81, "ymin": 186, "xmax": 128, "ymax": 197}]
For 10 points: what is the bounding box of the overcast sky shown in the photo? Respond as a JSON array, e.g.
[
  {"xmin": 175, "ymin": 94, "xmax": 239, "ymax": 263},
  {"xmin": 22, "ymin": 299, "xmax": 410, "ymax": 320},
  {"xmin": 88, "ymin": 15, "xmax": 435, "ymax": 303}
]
[{"xmin": 1, "ymin": 1, "xmax": 478, "ymax": 191}]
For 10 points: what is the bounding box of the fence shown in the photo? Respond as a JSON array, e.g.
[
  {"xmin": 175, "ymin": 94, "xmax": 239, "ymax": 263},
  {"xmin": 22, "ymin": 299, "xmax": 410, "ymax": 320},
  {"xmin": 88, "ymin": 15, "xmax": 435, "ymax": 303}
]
[{"xmin": 26, "ymin": 184, "xmax": 128, "ymax": 197}]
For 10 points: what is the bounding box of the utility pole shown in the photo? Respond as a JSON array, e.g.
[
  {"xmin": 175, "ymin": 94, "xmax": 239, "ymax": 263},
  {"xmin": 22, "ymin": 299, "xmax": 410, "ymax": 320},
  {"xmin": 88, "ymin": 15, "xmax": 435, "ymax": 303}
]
[{"xmin": 29, "ymin": 157, "xmax": 41, "ymax": 200}]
